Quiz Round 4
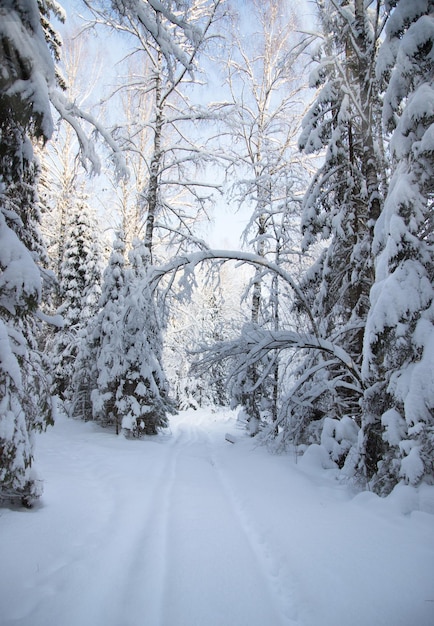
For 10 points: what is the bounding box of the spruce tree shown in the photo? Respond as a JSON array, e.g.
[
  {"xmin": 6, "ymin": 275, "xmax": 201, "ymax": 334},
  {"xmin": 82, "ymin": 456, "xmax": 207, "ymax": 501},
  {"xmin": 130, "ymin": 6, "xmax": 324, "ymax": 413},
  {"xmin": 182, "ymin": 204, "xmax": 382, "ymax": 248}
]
[
  {"xmin": 362, "ymin": 0, "xmax": 434, "ymax": 492},
  {"xmin": 52, "ymin": 195, "xmax": 102, "ymax": 404},
  {"xmin": 91, "ymin": 235, "xmax": 173, "ymax": 435},
  {"xmin": 91, "ymin": 232, "xmax": 126, "ymax": 432},
  {"xmin": 289, "ymin": 0, "xmax": 384, "ymax": 463},
  {"xmin": 0, "ymin": 0, "xmax": 59, "ymax": 504},
  {"xmin": 119, "ymin": 240, "xmax": 174, "ymax": 436}
]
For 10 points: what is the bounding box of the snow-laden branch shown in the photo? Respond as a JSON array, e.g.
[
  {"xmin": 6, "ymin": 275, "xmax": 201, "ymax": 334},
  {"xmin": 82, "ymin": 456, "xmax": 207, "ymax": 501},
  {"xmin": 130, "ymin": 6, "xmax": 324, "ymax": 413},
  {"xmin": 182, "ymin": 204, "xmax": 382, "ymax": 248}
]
[
  {"xmin": 49, "ymin": 90, "xmax": 128, "ymax": 178},
  {"xmin": 82, "ymin": 0, "xmax": 216, "ymax": 76},
  {"xmin": 149, "ymin": 248, "xmax": 319, "ymax": 336},
  {"xmin": 194, "ymin": 326, "xmax": 363, "ymax": 387}
]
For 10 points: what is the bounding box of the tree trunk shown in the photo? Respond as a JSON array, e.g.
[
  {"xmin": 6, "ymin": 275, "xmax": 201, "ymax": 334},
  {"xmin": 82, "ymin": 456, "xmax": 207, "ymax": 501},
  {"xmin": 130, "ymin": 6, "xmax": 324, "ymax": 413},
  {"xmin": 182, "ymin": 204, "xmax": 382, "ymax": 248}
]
[
  {"xmin": 144, "ymin": 52, "xmax": 164, "ymax": 262},
  {"xmin": 354, "ymin": 0, "xmax": 384, "ymax": 480}
]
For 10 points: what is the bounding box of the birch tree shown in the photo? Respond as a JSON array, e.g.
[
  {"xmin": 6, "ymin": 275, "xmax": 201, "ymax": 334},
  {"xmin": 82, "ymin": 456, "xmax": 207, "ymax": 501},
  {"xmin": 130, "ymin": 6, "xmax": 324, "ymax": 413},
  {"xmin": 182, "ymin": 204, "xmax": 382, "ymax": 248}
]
[
  {"xmin": 76, "ymin": 0, "xmax": 226, "ymax": 430},
  {"xmin": 221, "ymin": 0, "xmax": 307, "ymax": 433},
  {"xmin": 85, "ymin": 0, "xmax": 225, "ymax": 260}
]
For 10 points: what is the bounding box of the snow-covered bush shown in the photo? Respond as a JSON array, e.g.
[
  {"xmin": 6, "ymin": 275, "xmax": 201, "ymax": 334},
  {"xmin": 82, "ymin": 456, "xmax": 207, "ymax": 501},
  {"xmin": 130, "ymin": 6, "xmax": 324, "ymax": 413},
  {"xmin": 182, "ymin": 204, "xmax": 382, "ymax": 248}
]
[{"xmin": 320, "ymin": 417, "xmax": 360, "ymax": 470}]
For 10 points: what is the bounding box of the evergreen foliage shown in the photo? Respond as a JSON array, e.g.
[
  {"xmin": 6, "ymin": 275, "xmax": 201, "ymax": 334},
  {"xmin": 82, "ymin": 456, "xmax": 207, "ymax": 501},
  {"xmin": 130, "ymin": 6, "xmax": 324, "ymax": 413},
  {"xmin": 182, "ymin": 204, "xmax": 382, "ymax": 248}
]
[
  {"xmin": 91, "ymin": 232, "xmax": 127, "ymax": 432},
  {"xmin": 283, "ymin": 0, "xmax": 384, "ymax": 467},
  {"xmin": 2, "ymin": 0, "xmax": 433, "ymax": 506},
  {"xmin": 52, "ymin": 196, "xmax": 102, "ymax": 403},
  {"xmin": 90, "ymin": 235, "xmax": 173, "ymax": 435},
  {"xmin": 0, "ymin": 0, "xmax": 59, "ymax": 504},
  {"xmin": 362, "ymin": 0, "xmax": 434, "ymax": 492},
  {"xmin": 119, "ymin": 240, "xmax": 174, "ymax": 436}
]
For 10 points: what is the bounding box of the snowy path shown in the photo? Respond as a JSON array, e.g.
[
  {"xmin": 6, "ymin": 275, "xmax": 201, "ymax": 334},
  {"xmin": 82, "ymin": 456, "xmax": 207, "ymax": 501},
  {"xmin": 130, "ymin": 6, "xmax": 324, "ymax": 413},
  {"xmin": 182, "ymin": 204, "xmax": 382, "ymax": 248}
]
[
  {"xmin": 85, "ymin": 420, "xmax": 294, "ymax": 626},
  {"xmin": 156, "ymin": 422, "xmax": 296, "ymax": 626},
  {"xmin": 1, "ymin": 409, "xmax": 434, "ymax": 626}
]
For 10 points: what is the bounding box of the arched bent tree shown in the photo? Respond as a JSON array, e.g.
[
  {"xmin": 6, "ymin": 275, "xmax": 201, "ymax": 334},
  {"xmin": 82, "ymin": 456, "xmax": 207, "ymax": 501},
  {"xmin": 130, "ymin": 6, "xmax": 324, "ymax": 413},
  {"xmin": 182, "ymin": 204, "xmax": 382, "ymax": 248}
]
[{"xmin": 149, "ymin": 248, "xmax": 364, "ymax": 434}]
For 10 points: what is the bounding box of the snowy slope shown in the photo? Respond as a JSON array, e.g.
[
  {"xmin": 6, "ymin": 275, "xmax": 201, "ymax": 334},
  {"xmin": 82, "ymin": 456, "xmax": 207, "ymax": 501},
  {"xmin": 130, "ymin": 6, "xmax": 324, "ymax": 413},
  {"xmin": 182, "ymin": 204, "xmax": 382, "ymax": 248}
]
[{"xmin": 0, "ymin": 409, "xmax": 433, "ymax": 626}]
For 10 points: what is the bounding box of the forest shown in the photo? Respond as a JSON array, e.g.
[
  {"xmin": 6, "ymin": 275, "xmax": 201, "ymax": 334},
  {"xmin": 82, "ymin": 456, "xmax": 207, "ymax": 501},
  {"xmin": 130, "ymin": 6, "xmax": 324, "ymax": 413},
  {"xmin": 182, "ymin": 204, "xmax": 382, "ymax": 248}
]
[{"xmin": 0, "ymin": 0, "xmax": 433, "ymax": 507}]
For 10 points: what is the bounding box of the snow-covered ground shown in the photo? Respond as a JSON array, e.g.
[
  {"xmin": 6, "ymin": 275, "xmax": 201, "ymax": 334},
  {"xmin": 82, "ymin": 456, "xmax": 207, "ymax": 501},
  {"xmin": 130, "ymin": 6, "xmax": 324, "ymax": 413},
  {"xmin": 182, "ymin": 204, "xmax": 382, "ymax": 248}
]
[{"xmin": 1, "ymin": 408, "xmax": 433, "ymax": 626}]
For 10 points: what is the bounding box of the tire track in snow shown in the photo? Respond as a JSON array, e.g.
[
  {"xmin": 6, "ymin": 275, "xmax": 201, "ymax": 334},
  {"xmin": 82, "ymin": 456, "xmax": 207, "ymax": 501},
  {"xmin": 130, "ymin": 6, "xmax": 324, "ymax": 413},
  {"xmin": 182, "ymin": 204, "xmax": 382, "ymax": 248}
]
[
  {"xmin": 69, "ymin": 422, "xmax": 198, "ymax": 626},
  {"xmin": 43, "ymin": 417, "xmax": 300, "ymax": 626}
]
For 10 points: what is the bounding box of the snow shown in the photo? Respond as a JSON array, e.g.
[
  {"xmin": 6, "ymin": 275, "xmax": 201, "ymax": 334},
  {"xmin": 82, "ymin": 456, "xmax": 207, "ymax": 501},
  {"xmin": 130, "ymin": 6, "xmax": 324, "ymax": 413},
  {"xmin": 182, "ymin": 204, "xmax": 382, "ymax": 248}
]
[
  {"xmin": 399, "ymin": 444, "xmax": 425, "ymax": 484},
  {"xmin": 0, "ymin": 322, "xmax": 22, "ymax": 391},
  {"xmin": 0, "ymin": 0, "xmax": 56, "ymax": 140},
  {"xmin": 391, "ymin": 84, "xmax": 434, "ymax": 160},
  {"xmin": 403, "ymin": 322, "xmax": 434, "ymax": 424},
  {"xmin": 0, "ymin": 213, "xmax": 41, "ymax": 316},
  {"xmin": 1, "ymin": 408, "xmax": 434, "ymax": 626},
  {"xmin": 382, "ymin": 408, "xmax": 407, "ymax": 446},
  {"xmin": 320, "ymin": 416, "xmax": 359, "ymax": 465}
]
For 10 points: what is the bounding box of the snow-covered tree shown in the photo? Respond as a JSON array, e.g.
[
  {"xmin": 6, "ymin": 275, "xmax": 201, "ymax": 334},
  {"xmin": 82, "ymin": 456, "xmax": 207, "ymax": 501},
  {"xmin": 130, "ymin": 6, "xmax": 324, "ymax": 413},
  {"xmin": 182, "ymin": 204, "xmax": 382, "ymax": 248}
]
[
  {"xmin": 39, "ymin": 26, "xmax": 106, "ymax": 283},
  {"xmin": 151, "ymin": 248, "xmax": 338, "ymax": 418},
  {"xmin": 222, "ymin": 0, "xmax": 308, "ymax": 433},
  {"xmin": 38, "ymin": 134, "xmax": 76, "ymax": 292},
  {"xmin": 85, "ymin": 0, "xmax": 224, "ymax": 262},
  {"xmin": 90, "ymin": 235, "xmax": 173, "ymax": 435},
  {"xmin": 197, "ymin": 288, "xmax": 230, "ymax": 407},
  {"xmin": 106, "ymin": 73, "xmax": 153, "ymax": 253},
  {"xmin": 91, "ymin": 232, "xmax": 126, "ymax": 432},
  {"xmin": 0, "ymin": 0, "xmax": 60, "ymax": 504},
  {"xmin": 119, "ymin": 240, "xmax": 174, "ymax": 436},
  {"xmin": 75, "ymin": 0, "xmax": 226, "ymax": 428},
  {"xmin": 286, "ymin": 0, "xmax": 385, "ymax": 461},
  {"xmin": 51, "ymin": 195, "xmax": 102, "ymax": 402},
  {"xmin": 165, "ymin": 271, "xmax": 235, "ymax": 409},
  {"xmin": 68, "ymin": 321, "xmax": 98, "ymax": 421},
  {"xmin": 362, "ymin": 0, "xmax": 434, "ymax": 492},
  {"xmin": 0, "ymin": 0, "xmax": 227, "ymax": 501}
]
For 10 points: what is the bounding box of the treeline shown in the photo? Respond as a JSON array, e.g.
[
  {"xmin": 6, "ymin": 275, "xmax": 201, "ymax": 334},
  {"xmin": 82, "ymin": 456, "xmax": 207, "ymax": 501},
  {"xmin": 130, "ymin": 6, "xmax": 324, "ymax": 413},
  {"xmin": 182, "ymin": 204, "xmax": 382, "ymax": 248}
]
[{"xmin": 0, "ymin": 0, "xmax": 432, "ymax": 505}]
